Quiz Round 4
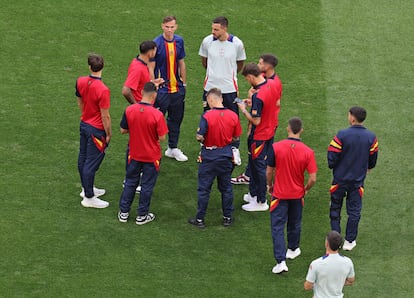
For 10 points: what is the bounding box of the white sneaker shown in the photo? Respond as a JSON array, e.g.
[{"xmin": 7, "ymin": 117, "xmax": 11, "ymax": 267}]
[
  {"xmin": 81, "ymin": 196, "xmax": 109, "ymax": 209},
  {"xmin": 118, "ymin": 211, "xmax": 129, "ymax": 223},
  {"xmin": 136, "ymin": 213, "xmax": 155, "ymax": 225},
  {"xmin": 243, "ymin": 192, "xmax": 257, "ymax": 203},
  {"xmin": 165, "ymin": 147, "xmax": 188, "ymax": 162},
  {"xmin": 286, "ymin": 248, "xmax": 301, "ymax": 259},
  {"xmin": 80, "ymin": 186, "xmax": 106, "ymax": 198},
  {"xmin": 242, "ymin": 200, "xmax": 269, "ymax": 212},
  {"xmin": 272, "ymin": 261, "xmax": 288, "ymax": 274},
  {"xmin": 342, "ymin": 240, "xmax": 356, "ymax": 251},
  {"xmin": 232, "ymin": 147, "xmax": 242, "ymax": 166}
]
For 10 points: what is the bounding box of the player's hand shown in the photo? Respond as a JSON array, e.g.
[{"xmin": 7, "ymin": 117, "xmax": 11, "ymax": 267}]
[
  {"xmin": 267, "ymin": 184, "xmax": 273, "ymax": 195},
  {"xmin": 152, "ymin": 78, "xmax": 165, "ymax": 88},
  {"xmin": 248, "ymin": 87, "xmax": 257, "ymax": 98}
]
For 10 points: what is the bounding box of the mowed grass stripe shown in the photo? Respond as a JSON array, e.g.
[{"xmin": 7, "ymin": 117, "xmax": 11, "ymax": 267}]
[{"xmin": 321, "ymin": 1, "xmax": 413, "ymax": 297}]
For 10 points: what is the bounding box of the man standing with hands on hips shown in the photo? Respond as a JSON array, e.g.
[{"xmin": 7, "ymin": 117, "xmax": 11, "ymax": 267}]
[
  {"xmin": 76, "ymin": 53, "xmax": 111, "ymax": 209},
  {"xmin": 149, "ymin": 16, "xmax": 188, "ymax": 162}
]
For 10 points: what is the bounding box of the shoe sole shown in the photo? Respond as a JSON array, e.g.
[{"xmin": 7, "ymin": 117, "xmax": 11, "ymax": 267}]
[
  {"xmin": 81, "ymin": 201, "xmax": 109, "ymax": 209},
  {"xmin": 242, "ymin": 206, "xmax": 269, "ymax": 211},
  {"xmin": 165, "ymin": 153, "xmax": 188, "ymax": 162},
  {"xmin": 286, "ymin": 254, "xmax": 301, "ymax": 259},
  {"xmin": 272, "ymin": 268, "xmax": 288, "ymax": 274},
  {"xmin": 136, "ymin": 215, "xmax": 155, "ymax": 225},
  {"xmin": 188, "ymin": 219, "xmax": 206, "ymax": 229}
]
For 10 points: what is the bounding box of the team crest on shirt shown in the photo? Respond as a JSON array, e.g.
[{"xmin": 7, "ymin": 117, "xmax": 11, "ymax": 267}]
[
  {"xmin": 220, "ymin": 112, "xmax": 224, "ymax": 117},
  {"xmin": 219, "ymin": 48, "xmax": 225, "ymax": 57},
  {"xmin": 140, "ymin": 107, "xmax": 144, "ymax": 112},
  {"xmin": 291, "ymin": 143, "xmax": 296, "ymax": 148}
]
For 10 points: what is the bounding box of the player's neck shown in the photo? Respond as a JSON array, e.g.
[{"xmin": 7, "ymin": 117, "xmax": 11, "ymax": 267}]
[
  {"xmin": 287, "ymin": 133, "xmax": 300, "ymax": 139},
  {"xmin": 138, "ymin": 54, "xmax": 150, "ymax": 64},
  {"xmin": 218, "ymin": 32, "xmax": 229, "ymax": 41},
  {"xmin": 90, "ymin": 71, "xmax": 102, "ymax": 78},
  {"xmin": 266, "ymin": 71, "xmax": 275, "ymax": 79},
  {"xmin": 140, "ymin": 98, "xmax": 153, "ymax": 105},
  {"xmin": 163, "ymin": 33, "xmax": 174, "ymax": 41},
  {"xmin": 254, "ymin": 76, "xmax": 266, "ymax": 86},
  {"xmin": 326, "ymin": 248, "xmax": 339, "ymax": 255}
]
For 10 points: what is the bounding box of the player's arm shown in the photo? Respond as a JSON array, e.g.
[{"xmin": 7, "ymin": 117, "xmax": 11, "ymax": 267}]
[
  {"xmin": 303, "ymin": 280, "xmax": 314, "ymax": 290},
  {"xmin": 368, "ymin": 137, "xmax": 379, "ymax": 170},
  {"xmin": 122, "ymin": 86, "xmax": 136, "ymax": 105},
  {"xmin": 100, "ymin": 108, "xmax": 112, "ymax": 143},
  {"xmin": 178, "ymin": 59, "xmax": 187, "ymax": 85},
  {"xmin": 327, "ymin": 135, "xmax": 342, "ymax": 168},
  {"xmin": 305, "ymin": 172, "xmax": 317, "ymax": 193},
  {"xmin": 236, "ymin": 60, "xmax": 245, "ymax": 73},
  {"xmin": 159, "ymin": 133, "xmax": 167, "ymax": 142},
  {"xmin": 196, "ymin": 134, "xmax": 204, "ymax": 143},
  {"xmin": 238, "ymin": 102, "xmax": 261, "ymax": 126},
  {"xmin": 77, "ymin": 97, "xmax": 84, "ymax": 112},
  {"xmin": 201, "ymin": 56, "xmax": 208, "ymax": 69},
  {"xmin": 345, "ymin": 276, "xmax": 355, "ymax": 286},
  {"xmin": 266, "ymin": 166, "xmax": 275, "ymax": 194},
  {"xmin": 148, "ymin": 61, "xmax": 156, "ymax": 81},
  {"xmin": 120, "ymin": 111, "xmax": 129, "ymax": 134}
]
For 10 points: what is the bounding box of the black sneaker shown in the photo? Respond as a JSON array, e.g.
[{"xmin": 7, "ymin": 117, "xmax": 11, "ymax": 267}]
[
  {"xmin": 223, "ymin": 216, "xmax": 233, "ymax": 227},
  {"xmin": 188, "ymin": 218, "xmax": 206, "ymax": 229}
]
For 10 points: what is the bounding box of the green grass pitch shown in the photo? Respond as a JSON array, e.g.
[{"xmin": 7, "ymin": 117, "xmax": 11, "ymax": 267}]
[{"xmin": 1, "ymin": 0, "xmax": 413, "ymax": 296}]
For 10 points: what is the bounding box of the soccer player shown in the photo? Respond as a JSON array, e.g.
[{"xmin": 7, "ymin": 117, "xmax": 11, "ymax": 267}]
[
  {"xmin": 118, "ymin": 82, "xmax": 168, "ymax": 225},
  {"xmin": 122, "ymin": 40, "xmax": 164, "ymax": 104},
  {"xmin": 199, "ymin": 16, "xmax": 246, "ymax": 115},
  {"xmin": 328, "ymin": 106, "xmax": 379, "ymax": 250},
  {"xmin": 188, "ymin": 88, "xmax": 242, "ymax": 228},
  {"xmin": 304, "ymin": 231, "xmax": 355, "ymax": 297},
  {"xmin": 266, "ymin": 117, "xmax": 317, "ymax": 273},
  {"xmin": 236, "ymin": 63, "xmax": 282, "ymax": 212},
  {"xmin": 122, "ymin": 40, "xmax": 164, "ymax": 193},
  {"xmin": 149, "ymin": 16, "xmax": 188, "ymax": 162},
  {"xmin": 231, "ymin": 53, "xmax": 282, "ymax": 185},
  {"xmin": 76, "ymin": 53, "xmax": 111, "ymax": 208}
]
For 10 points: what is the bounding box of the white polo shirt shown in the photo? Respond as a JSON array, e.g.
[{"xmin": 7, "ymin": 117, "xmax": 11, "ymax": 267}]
[
  {"xmin": 199, "ymin": 34, "xmax": 246, "ymax": 93},
  {"xmin": 306, "ymin": 253, "xmax": 355, "ymax": 298}
]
